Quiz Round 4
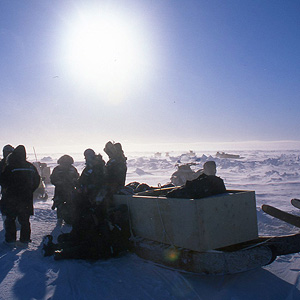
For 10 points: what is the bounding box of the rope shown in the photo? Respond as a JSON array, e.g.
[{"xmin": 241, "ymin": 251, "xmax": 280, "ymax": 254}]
[
  {"xmin": 124, "ymin": 193, "xmax": 174, "ymax": 247},
  {"xmin": 240, "ymin": 237, "xmax": 274, "ymax": 251},
  {"xmin": 155, "ymin": 197, "xmax": 174, "ymax": 246},
  {"xmin": 126, "ymin": 196, "xmax": 138, "ymax": 246}
]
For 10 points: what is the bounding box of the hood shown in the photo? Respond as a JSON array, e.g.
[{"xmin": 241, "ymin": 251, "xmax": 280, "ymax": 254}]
[{"xmin": 13, "ymin": 145, "xmax": 26, "ymax": 162}]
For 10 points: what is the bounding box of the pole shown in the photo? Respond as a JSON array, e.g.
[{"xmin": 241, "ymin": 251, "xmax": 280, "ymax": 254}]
[{"xmin": 33, "ymin": 147, "xmax": 38, "ymax": 162}]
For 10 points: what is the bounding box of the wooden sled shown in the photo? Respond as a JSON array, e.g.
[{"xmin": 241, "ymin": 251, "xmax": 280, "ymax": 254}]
[{"xmin": 113, "ymin": 191, "xmax": 300, "ymax": 275}]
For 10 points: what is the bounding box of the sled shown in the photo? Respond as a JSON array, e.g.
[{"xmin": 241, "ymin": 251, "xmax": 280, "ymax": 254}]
[
  {"xmin": 133, "ymin": 234, "xmax": 300, "ymax": 275},
  {"xmin": 216, "ymin": 152, "xmax": 241, "ymax": 159},
  {"xmin": 262, "ymin": 204, "xmax": 300, "ymax": 228},
  {"xmin": 112, "ymin": 190, "xmax": 300, "ymax": 275},
  {"xmin": 291, "ymin": 198, "xmax": 300, "ymax": 210}
]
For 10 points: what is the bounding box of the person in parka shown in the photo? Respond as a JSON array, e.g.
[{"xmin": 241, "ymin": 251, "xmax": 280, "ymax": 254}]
[
  {"xmin": 75, "ymin": 149, "xmax": 106, "ymax": 223},
  {"xmin": 0, "ymin": 144, "xmax": 14, "ymax": 173},
  {"xmin": 166, "ymin": 161, "xmax": 226, "ymax": 199},
  {"xmin": 0, "ymin": 145, "xmax": 40, "ymax": 244},
  {"xmin": 0, "ymin": 144, "xmax": 15, "ymax": 208},
  {"xmin": 43, "ymin": 149, "xmax": 109, "ymax": 260},
  {"xmin": 50, "ymin": 154, "xmax": 79, "ymax": 224},
  {"xmin": 77, "ymin": 149, "xmax": 106, "ymax": 204},
  {"xmin": 42, "ymin": 203, "xmax": 131, "ymax": 260},
  {"xmin": 104, "ymin": 141, "xmax": 127, "ymax": 195}
]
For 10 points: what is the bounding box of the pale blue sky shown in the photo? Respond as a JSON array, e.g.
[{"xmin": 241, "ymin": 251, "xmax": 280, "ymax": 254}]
[{"xmin": 0, "ymin": 0, "xmax": 299, "ymax": 153}]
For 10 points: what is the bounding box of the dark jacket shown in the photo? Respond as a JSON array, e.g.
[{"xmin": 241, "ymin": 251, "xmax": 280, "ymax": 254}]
[
  {"xmin": 78, "ymin": 154, "xmax": 105, "ymax": 202},
  {"xmin": 166, "ymin": 173, "xmax": 226, "ymax": 199},
  {"xmin": 51, "ymin": 164, "xmax": 79, "ymax": 200},
  {"xmin": 0, "ymin": 158, "xmax": 6, "ymax": 174},
  {"xmin": 0, "ymin": 146, "xmax": 40, "ymax": 216},
  {"xmin": 104, "ymin": 142, "xmax": 127, "ymax": 194},
  {"xmin": 105, "ymin": 157, "xmax": 127, "ymax": 193}
]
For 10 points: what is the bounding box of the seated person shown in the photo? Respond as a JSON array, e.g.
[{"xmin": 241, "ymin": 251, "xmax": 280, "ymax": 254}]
[
  {"xmin": 42, "ymin": 204, "xmax": 131, "ymax": 260},
  {"xmin": 166, "ymin": 161, "xmax": 226, "ymax": 199}
]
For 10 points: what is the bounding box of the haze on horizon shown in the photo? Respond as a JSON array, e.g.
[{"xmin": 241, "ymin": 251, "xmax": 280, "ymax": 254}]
[{"xmin": 0, "ymin": 0, "xmax": 299, "ymax": 154}]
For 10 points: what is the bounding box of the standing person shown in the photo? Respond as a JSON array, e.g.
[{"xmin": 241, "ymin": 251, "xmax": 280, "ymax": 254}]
[
  {"xmin": 104, "ymin": 141, "xmax": 127, "ymax": 196},
  {"xmin": 0, "ymin": 144, "xmax": 15, "ymax": 202},
  {"xmin": 75, "ymin": 149, "xmax": 106, "ymax": 228},
  {"xmin": 77, "ymin": 149, "xmax": 106, "ymax": 204},
  {"xmin": 50, "ymin": 154, "xmax": 79, "ymax": 224},
  {"xmin": 0, "ymin": 144, "xmax": 14, "ymax": 173},
  {"xmin": 0, "ymin": 145, "xmax": 40, "ymax": 244},
  {"xmin": 0, "ymin": 145, "xmax": 15, "ymax": 226},
  {"xmin": 43, "ymin": 149, "xmax": 108, "ymax": 259}
]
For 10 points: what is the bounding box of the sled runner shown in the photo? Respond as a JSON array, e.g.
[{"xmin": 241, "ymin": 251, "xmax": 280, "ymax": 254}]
[
  {"xmin": 262, "ymin": 204, "xmax": 300, "ymax": 228},
  {"xmin": 291, "ymin": 198, "xmax": 300, "ymax": 210},
  {"xmin": 133, "ymin": 233, "xmax": 300, "ymax": 275}
]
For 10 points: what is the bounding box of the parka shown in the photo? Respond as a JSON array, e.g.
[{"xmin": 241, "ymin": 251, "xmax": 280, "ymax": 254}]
[{"xmin": 0, "ymin": 145, "xmax": 40, "ymax": 216}]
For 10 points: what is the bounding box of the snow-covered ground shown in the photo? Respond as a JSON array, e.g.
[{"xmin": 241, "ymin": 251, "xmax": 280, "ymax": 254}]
[{"xmin": 1, "ymin": 150, "xmax": 300, "ymax": 299}]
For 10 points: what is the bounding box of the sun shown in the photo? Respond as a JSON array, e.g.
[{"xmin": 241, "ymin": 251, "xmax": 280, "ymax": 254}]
[{"xmin": 60, "ymin": 7, "xmax": 153, "ymax": 103}]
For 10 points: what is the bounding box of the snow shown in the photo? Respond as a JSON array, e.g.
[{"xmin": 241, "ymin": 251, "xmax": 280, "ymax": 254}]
[{"xmin": 2, "ymin": 150, "xmax": 300, "ymax": 299}]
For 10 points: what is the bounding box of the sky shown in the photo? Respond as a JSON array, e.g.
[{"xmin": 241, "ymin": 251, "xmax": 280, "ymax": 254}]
[{"xmin": 0, "ymin": 0, "xmax": 300, "ymax": 154}]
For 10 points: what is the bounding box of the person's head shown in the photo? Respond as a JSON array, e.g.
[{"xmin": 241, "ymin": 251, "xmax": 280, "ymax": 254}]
[
  {"xmin": 114, "ymin": 142, "xmax": 126, "ymax": 160},
  {"xmin": 114, "ymin": 143, "xmax": 123, "ymax": 153},
  {"xmin": 12, "ymin": 145, "xmax": 27, "ymax": 163},
  {"xmin": 2, "ymin": 144, "xmax": 14, "ymax": 158},
  {"xmin": 203, "ymin": 161, "xmax": 217, "ymax": 176},
  {"xmin": 57, "ymin": 154, "xmax": 74, "ymax": 166},
  {"xmin": 84, "ymin": 148, "xmax": 95, "ymax": 165},
  {"xmin": 104, "ymin": 141, "xmax": 116, "ymax": 158}
]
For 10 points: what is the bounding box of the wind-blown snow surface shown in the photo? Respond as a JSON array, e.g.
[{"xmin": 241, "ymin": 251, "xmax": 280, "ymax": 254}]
[{"xmin": 1, "ymin": 150, "xmax": 300, "ymax": 299}]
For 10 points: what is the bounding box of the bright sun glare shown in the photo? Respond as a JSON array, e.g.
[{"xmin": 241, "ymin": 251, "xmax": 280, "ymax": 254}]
[{"xmin": 62, "ymin": 8, "xmax": 152, "ymax": 103}]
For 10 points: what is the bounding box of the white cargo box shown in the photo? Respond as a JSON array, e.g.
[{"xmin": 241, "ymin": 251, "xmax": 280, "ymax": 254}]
[{"xmin": 113, "ymin": 191, "xmax": 258, "ymax": 251}]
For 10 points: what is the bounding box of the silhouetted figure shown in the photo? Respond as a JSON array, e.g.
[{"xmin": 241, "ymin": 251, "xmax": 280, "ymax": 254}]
[
  {"xmin": 0, "ymin": 144, "xmax": 14, "ymax": 200},
  {"xmin": 50, "ymin": 155, "xmax": 79, "ymax": 224},
  {"xmin": 0, "ymin": 144, "xmax": 14, "ymax": 173},
  {"xmin": 104, "ymin": 141, "xmax": 127, "ymax": 196},
  {"xmin": 0, "ymin": 145, "xmax": 40, "ymax": 244},
  {"xmin": 0, "ymin": 144, "xmax": 15, "ymax": 225},
  {"xmin": 167, "ymin": 161, "xmax": 226, "ymax": 199},
  {"xmin": 42, "ymin": 203, "xmax": 131, "ymax": 260},
  {"xmin": 77, "ymin": 149, "xmax": 106, "ymax": 204},
  {"xmin": 46, "ymin": 149, "xmax": 108, "ymax": 259}
]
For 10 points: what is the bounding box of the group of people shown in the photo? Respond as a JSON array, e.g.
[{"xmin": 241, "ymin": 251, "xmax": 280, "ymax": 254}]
[
  {"xmin": 0, "ymin": 141, "xmax": 130, "ymax": 260},
  {"xmin": 0, "ymin": 142, "xmax": 226, "ymax": 260},
  {"xmin": 46, "ymin": 141, "xmax": 129, "ymax": 260}
]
